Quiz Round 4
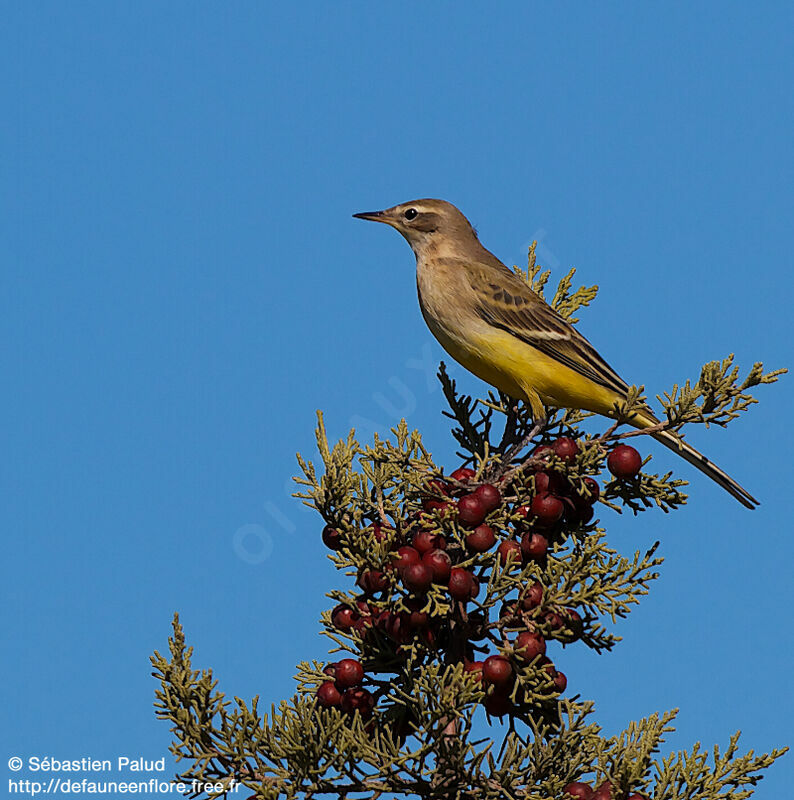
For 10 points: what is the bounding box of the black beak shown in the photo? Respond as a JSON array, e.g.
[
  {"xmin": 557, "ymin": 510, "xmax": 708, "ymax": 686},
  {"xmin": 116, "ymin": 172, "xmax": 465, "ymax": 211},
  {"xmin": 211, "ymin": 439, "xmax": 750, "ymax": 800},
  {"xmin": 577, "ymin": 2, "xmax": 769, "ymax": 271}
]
[{"xmin": 353, "ymin": 210, "xmax": 387, "ymax": 222}]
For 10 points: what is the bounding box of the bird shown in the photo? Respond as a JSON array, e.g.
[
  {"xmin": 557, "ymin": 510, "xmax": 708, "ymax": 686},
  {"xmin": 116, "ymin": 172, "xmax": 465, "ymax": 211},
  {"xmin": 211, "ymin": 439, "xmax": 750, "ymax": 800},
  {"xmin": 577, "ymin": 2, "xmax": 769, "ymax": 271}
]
[{"xmin": 353, "ymin": 198, "xmax": 758, "ymax": 509}]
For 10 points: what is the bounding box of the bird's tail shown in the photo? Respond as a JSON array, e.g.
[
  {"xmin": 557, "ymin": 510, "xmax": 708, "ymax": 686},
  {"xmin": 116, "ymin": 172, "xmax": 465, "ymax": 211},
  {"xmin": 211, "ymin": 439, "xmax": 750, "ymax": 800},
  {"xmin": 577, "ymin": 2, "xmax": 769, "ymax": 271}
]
[{"xmin": 645, "ymin": 426, "xmax": 759, "ymax": 509}]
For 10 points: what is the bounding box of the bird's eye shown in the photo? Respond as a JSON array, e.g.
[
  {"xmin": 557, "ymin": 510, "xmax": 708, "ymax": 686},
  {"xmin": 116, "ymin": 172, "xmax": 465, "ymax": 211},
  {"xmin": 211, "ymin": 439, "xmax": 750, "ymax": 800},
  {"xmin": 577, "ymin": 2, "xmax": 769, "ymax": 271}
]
[{"xmin": 404, "ymin": 208, "xmax": 418, "ymax": 221}]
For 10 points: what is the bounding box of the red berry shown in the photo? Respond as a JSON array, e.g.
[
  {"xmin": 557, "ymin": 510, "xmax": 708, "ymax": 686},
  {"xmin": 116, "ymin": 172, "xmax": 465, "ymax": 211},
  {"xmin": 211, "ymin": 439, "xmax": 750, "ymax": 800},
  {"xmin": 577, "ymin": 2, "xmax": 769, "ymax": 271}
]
[
  {"xmin": 569, "ymin": 504, "xmax": 595, "ymax": 525},
  {"xmin": 422, "ymin": 548, "xmax": 452, "ymax": 583},
  {"xmin": 316, "ymin": 681, "xmax": 342, "ymax": 708},
  {"xmin": 483, "ymin": 689, "xmax": 513, "ymax": 717},
  {"xmin": 580, "ymin": 476, "xmax": 600, "ymax": 505},
  {"xmin": 413, "ymin": 530, "xmax": 447, "ymax": 554},
  {"xmin": 393, "ymin": 546, "xmax": 421, "ymax": 572},
  {"xmin": 371, "ymin": 607, "xmax": 390, "ymax": 630},
  {"xmin": 544, "ymin": 611, "xmax": 566, "ymax": 636},
  {"xmin": 323, "ymin": 663, "xmax": 337, "ymax": 678},
  {"xmin": 537, "ymin": 654, "xmax": 555, "ymax": 675},
  {"xmin": 450, "ymin": 467, "xmax": 477, "ymax": 483},
  {"xmin": 474, "ymin": 483, "xmax": 502, "ymax": 513},
  {"xmin": 592, "ymin": 782, "xmax": 613, "ymax": 800},
  {"xmin": 331, "ymin": 605, "xmax": 358, "ymax": 631},
  {"xmin": 530, "ymin": 493, "xmax": 565, "ymax": 525},
  {"xmin": 563, "ymin": 782, "xmax": 593, "ymax": 800},
  {"xmin": 334, "ymin": 658, "xmax": 364, "ymax": 688},
  {"xmin": 352, "ymin": 615, "xmax": 373, "ymax": 634},
  {"xmin": 405, "ymin": 597, "xmax": 430, "ymax": 630},
  {"xmin": 340, "ymin": 686, "xmax": 375, "ymax": 718},
  {"xmin": 448, "ymin": 567, "xmax": 475, "ymax": 601},
  {"xmin": 553, "ymin": 670, "xmax": 568, "ymax": 693},
  {"xmin": 514, "ymin": 631, "xmax": 546, "ymax": 662},
  {"xmin": 534, "ymin": 472, "xmax": 550, "ymax": 494},
  {"xmin": 482, "ymin": 655, "xmax": 513, "ymax": 686},
  {"xmin": 402, "ymin": 562, "xmax": 433, "ymax": 593},
  {"xmin": 407, "ymin": 611, "xmax": 429, "ymax": 631},
  {"xmin": 463, "ymin": 660, "xmax": 484, "ymax": 682},
  {"xmin": 553, "ymin": 437, "xmax": 580, "ymax": 461},
  {"xmin": 322, "ymin": 525, "xmax": 343, "ymax": 550},
  {"xmin": 514, "ymin": 504, "xmax": 532, "ymax": 520},
  {"xmin": 356, "ymin": 569, "xmax": 388, "ymax": 595},
  {"xmin": 519, "ymin": 581, "xmax": 544, "ymax": 610},
  {"xmin": 543, "ymin": 609, "xmax": 583, "ymax": 642},
  {"xmin": 427, "ymin": 478, "xmax": 450, "ymax": 495},
  {"xmin": 562, "ymin": 608, "xmax": 584, "ymax": 641},
  {"xmin": 532, "ymin": 444, "xmax": 554, "ymax": 461},
  {"xmin": 421, "ymin": 626, "xmax": 439, "ymax": 648},
  {"xmin": 520, "ymin": 531, "xmax": 549, "ymax": 560},
  {"xmin": 384, "ymin": 612, "xmax": 411, "ymax": 643},
  {"xmin": 497, "ymin": 540, "xmax": 523, "ymax": 566},
  {"xmin": 457, "ymin": 493, "xmax": 487, "ymax": 528},
  {"xmin": 607, "ymin": 444, "xmax": 642, "ymax": 479},
  {"xmin": 371, "ymin": 522, "xmax": 392, "ymax": 542},
  {"xmin": 465, "ymin": 523, "xmax": 496, "ymax": 552},
  {"xmin": 533, "ymin": 470, "xmax": 565, "ymax": 495}
]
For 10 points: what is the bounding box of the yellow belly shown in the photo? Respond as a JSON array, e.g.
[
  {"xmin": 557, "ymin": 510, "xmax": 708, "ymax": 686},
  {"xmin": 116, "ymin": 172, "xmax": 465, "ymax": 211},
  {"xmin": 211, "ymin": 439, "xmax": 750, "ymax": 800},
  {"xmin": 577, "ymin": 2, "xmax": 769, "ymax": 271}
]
[{"xmin": 428, "ymin": 321, "xmax": 622, "ymax": 417}]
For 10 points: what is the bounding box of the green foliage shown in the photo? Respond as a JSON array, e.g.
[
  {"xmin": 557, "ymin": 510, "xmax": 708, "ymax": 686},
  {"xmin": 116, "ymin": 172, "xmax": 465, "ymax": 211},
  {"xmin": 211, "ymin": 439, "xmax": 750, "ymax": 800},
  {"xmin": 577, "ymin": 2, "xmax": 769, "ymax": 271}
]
[
  {"xmin": 153, "ymin": 252, "xmax": 787, "ymax": 799},
  {"xmin": 513, "ymin": 241, "xmax": 598, "ymax": 324},
  {"xmin": 656, "ymin": 356, "xmax": 787, "ymax": 431},
  {"xmin": 153, "ymin": 617, "xmax": 786, "ymax": 800}
]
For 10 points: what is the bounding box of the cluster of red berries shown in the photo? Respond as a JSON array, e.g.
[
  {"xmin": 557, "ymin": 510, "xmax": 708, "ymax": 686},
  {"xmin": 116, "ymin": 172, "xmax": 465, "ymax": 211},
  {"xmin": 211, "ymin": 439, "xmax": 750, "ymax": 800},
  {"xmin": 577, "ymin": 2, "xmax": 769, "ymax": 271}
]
[
  {"xmin": 330, "ymin": 594, "xmax": 441, "ymax": 648},
  {"xmin": 316, "ymin": 437, "xmax": 644, "ymax": 721},
  {"xmin": 315, "ymin": 658, "xmax": 375, "ymax": 719},
  {"xmin": 463, "ymin": 647, "xmax": 564, "ymax": 718},
  {"xmin": 563, "ymin": 780, "xmax": 646, "ymax": 800}
]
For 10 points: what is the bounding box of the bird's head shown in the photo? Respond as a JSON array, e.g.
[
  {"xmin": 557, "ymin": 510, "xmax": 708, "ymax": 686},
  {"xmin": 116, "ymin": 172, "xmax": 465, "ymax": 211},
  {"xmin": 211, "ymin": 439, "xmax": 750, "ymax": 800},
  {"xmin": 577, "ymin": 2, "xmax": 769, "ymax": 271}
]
[{"xmin": 353, "ymin": 199, "xmax": 479, "ymax": 258}]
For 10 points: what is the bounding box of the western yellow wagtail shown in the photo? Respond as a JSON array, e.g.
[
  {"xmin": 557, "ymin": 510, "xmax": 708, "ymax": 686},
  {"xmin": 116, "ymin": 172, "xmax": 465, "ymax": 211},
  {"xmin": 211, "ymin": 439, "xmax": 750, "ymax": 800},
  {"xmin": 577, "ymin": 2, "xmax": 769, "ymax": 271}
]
[{"xmin": 354, "ymin": 198, "xmax": 758, "ymax": 509}]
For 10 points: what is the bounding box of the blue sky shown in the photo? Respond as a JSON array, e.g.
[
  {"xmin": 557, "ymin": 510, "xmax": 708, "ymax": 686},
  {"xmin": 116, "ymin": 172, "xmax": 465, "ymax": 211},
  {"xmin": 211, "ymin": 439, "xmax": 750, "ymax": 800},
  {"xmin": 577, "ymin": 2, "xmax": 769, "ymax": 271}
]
[{"xmin": 2, "ymin": 2, "xmax": 792, "ymax": 795}]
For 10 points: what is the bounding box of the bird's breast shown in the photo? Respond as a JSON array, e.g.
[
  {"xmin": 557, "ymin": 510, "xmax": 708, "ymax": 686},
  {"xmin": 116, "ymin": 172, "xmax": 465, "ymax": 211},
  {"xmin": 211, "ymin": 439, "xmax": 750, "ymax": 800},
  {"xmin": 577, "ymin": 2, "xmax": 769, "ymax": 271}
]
[
  {"xmin": 415, "ymin": 259, "xmax": 528, "ymax": 399},
  {"xmin": 415, "ymin": 259, "xmax": 471, "ymax": 343}
]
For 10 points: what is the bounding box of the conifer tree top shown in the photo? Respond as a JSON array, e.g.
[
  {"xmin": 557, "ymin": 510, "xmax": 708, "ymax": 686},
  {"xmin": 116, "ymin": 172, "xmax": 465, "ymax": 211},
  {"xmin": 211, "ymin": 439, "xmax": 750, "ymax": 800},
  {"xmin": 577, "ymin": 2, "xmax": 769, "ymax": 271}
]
[{"xmin": 153, "ymin": 247, "xmax": 787, "ymax": 800}]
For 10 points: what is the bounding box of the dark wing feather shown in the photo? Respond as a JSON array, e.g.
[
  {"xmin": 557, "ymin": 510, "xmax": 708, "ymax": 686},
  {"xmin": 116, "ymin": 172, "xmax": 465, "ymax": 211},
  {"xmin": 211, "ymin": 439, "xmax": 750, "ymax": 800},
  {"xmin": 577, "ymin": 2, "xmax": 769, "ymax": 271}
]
[{"xmin": 466, "ymin": 263, "xmax": 630, "ymax": 397}]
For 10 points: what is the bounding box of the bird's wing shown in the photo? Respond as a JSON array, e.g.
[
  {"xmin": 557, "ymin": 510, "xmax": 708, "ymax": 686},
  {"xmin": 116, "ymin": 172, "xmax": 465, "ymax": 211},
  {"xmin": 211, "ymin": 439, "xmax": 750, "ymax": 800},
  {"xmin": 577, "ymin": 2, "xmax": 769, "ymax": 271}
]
[{"xmin": 464, "ymin": 261, "xmax": 630, "ymax": 397}]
